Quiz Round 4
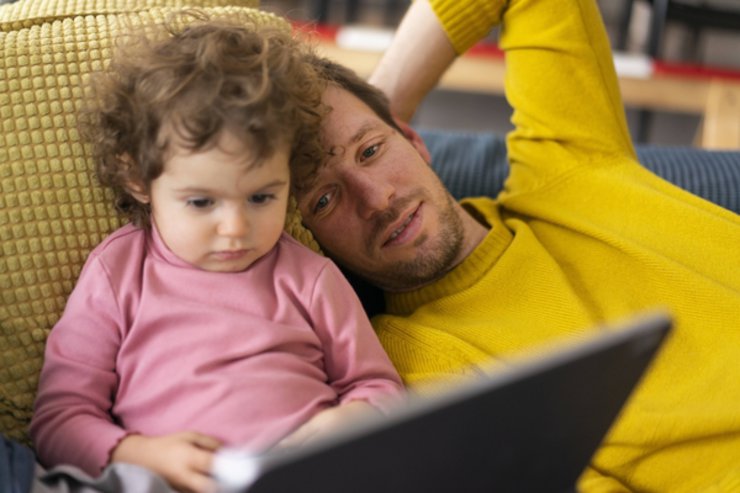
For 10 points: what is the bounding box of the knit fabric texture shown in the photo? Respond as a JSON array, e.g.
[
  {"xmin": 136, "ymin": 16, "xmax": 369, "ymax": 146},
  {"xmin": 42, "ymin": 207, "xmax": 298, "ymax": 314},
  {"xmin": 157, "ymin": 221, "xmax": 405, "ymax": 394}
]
[{"xmin": 0, "ymin": 0, "xmax": 326, "ymax": 446}]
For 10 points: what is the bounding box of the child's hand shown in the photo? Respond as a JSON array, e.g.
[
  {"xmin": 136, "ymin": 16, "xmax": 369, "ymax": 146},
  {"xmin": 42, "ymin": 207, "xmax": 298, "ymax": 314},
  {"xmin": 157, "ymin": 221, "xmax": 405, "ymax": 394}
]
[
  {"xmin": 277, "ymin": 400, "xmax": 378, "ymax": 449},
  {"xmin": 111, "ymin": 431, "xmax": 223, "ymax": 493}
]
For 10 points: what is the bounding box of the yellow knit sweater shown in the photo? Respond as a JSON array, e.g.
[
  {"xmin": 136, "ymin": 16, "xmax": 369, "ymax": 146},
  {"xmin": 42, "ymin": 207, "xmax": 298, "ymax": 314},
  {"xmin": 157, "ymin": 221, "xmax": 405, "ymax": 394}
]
[{"xmin": 372, "ymin": 0, "xmax": 740, "ymax": 491}]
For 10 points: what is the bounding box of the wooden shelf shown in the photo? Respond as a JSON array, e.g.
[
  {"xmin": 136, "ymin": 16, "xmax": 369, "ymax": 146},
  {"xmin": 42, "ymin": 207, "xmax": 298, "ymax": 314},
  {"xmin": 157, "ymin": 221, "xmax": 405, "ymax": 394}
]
[{"xmin": 314, "ymin": 35, "xmax": 740, "ymax": 150}]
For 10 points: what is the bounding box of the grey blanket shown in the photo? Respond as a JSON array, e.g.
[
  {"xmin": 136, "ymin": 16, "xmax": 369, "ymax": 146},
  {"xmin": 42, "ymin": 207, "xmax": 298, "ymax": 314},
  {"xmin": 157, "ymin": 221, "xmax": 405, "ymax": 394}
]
[
  {"xmin": 2, "ymin": 434, "xmax": 174, "ymax": 493},
  {"xmin": 31, "ymin": 464, "xmax": 174, "ymax": 493}
]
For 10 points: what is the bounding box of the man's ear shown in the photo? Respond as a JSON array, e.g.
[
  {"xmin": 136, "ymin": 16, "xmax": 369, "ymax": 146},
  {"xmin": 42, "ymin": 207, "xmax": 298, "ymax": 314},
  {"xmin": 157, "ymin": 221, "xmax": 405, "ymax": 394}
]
[
  {"xmin": 394, "ymin": 117, "xmax": 432, "ymax": 164},
  {"xmin": 120, "ymin": 154, "xmax": 150, "ymax": 204}
]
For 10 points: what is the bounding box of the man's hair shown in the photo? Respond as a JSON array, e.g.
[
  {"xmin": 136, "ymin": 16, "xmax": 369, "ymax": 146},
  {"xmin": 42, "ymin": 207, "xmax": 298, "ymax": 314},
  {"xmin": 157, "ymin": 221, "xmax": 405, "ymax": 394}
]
[
  {"xmin": 82, "ymin": 13, "xmax": 325, "ymax": 226},
  {"xmin": 286, "ymin": 53, "xmax": 403, "ymax": 198},
  {"xmin": 306, "ymin": 53, "xmax": 402, "ymax": 133}
]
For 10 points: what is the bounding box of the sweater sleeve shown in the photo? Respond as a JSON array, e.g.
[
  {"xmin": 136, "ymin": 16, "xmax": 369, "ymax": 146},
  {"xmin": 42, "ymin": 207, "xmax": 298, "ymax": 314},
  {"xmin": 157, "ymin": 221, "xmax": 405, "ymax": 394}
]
[
  {"xmin": 30, "ymin": 253, "xmax": 129, "ymax": 475},
  {"xmin": 430, "ymin": 0, "xmax": 636, "ymax": 193},
  {"xmin": 429, "ymin": 0, "xmax": 504, "ymax": 55},
  {"xmin": 308, "ymin": 262, "xmax": 405, "ymax": 413}
]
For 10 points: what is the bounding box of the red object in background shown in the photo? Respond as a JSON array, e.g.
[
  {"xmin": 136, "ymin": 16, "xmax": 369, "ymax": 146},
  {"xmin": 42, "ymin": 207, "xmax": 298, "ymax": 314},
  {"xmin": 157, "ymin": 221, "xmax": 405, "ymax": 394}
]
[
  {"xmin": 653, "ymin": 60, "xmax": 740, "ymax": 82},
  {"xmin": 293, "ymin": 20, "xmax": 505, "ymax": 58},
  {"xmin": 294, "ymin": 21, "xmax": 740, "ymax": 82}
]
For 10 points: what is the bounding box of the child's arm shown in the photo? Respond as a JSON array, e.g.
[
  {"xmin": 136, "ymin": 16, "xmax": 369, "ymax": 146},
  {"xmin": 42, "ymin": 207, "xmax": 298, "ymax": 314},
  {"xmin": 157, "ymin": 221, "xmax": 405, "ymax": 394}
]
[
  {"xmin": 31, "ymin": 244, "xmax": 225, "ymax": 492},
  {"xmin": 30, "ymin": 253, "xmax": 131, "ymax": 474},
  {"xmin": 275, "ymin": 259, "xmax": 404, "ymax": 449},
  {"xmin": 307, "ymin": 261, "xmax": 405, "ymax": 409},
  {"xmin": 310, "ymin": 262, "xmax": 403, "ymax": 402},
  {"xmin": 111, "ymin": 431, "xmax": 222, "ymax": 493}
]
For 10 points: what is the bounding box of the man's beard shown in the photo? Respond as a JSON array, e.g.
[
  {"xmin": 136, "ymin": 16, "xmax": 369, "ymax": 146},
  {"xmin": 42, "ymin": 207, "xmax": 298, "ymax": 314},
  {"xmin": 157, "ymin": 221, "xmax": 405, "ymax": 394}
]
[{"xmin": 352, "ymin": 192, "xmax": 465, "ymax": 292}]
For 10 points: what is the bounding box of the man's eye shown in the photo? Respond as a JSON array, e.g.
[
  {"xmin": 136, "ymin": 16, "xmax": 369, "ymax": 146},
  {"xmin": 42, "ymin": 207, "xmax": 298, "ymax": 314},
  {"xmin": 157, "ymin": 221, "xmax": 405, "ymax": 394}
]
[
  {"xmin": 360, "ymin": 144, "xmax": 379, "ymax": 161},
  {"xmin": 250, "ymin": 194, "xmax": 275, "ymax": 205},
  {"xmin": 314, "ymin": 193, "xmax": 331, "ymax": 213},
  {"xmin": 186, "ymin": 198, "xmax": 213, "ymax": 208}
]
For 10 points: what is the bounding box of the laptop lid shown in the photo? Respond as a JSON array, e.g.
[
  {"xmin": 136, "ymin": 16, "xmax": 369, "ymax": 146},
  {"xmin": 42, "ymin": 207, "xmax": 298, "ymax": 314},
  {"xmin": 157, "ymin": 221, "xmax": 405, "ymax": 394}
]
[{"xmin": 213, "ymin": 311, "xmax": 672, "ymax": 493}]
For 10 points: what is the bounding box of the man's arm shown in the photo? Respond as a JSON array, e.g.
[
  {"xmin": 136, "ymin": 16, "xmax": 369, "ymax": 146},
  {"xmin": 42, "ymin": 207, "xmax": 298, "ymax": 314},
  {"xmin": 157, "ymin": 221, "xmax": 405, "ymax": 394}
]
[
  {"xmin": 371, "ymin": 0, "xmax": 637, "ymax": 192},
  {"xmin": 368, "ymin": 0, "xmax": 456, "ymax": 122},
  {"xmin": 499, "ymin": 0, "xmax": 636, "ymax": 170}
]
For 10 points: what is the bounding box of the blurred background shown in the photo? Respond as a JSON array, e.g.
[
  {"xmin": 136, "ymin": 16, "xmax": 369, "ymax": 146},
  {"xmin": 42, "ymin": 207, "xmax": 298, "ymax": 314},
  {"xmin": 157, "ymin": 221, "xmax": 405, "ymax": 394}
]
[
  {"xmin": 261, "ymin": 0, "xmax": 740, "ymax": 147},
  {"xmin": 2, "ymin": 0, "xmax": 735, "ymax": 146}
]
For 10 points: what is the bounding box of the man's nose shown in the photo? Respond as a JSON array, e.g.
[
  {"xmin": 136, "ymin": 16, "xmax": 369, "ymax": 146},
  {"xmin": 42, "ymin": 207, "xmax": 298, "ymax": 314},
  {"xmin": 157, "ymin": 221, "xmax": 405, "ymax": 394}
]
[
  {"xmin": 217, "ymin": 205, "xmax": 249, "ymax": 237},
  {"xmin": 346, "ymin": 169, "xmax": 395, "ymax": 219}
]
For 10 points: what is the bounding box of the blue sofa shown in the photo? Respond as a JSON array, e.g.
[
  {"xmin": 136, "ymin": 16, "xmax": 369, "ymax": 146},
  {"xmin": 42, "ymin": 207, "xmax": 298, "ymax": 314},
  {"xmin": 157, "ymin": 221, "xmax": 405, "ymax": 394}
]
[{"xmin": 420, "ymin": 128, "xmax": 740, "ymax": 212}]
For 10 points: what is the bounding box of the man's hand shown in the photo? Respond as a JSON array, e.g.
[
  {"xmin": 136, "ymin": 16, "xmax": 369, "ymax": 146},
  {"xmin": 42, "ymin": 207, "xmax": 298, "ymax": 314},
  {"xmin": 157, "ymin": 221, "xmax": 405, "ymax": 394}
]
[
  {"xmin": 276, "ymin": 401, "xmax": 378, "ymax": 449},
  {"xmin": 111, "ymin": 431, "xmax": 223, "ymax": 493}
]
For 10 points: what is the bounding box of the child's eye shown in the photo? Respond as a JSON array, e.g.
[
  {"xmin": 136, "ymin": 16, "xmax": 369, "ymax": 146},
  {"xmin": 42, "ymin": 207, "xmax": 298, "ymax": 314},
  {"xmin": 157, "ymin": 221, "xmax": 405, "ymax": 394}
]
[
  {"xmin": 186, "ymin": 198, "xmax": 213, "ymax": 208},
  {"xmin": 360, "ymin": 144, "xmax": 379, "ymax": 161},
  {"xmin": 250, "ymin": 194, "xmax": 275, "ymax": 205}
]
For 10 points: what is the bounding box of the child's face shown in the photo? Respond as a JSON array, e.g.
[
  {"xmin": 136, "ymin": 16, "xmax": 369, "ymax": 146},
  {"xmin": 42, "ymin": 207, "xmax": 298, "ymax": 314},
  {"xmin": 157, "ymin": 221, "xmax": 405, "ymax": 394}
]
[{"xmin": 138, "ymin": 130, "xmax": 291, "ymax": 272}]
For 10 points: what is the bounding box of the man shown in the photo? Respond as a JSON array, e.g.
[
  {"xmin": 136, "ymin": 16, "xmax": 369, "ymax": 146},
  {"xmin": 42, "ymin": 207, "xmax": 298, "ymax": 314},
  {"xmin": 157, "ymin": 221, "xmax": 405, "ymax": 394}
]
[{"xmin": 294, "ymin": 0, "xmax": 740, "ymax": 491}]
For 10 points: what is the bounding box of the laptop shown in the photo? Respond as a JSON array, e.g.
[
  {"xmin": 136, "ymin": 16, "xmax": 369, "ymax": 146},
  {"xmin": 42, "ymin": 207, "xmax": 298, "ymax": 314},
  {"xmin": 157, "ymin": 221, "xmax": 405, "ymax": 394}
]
[{"xmin": 212, "ymin": 311, "xmax": 672, "ymax": 493}]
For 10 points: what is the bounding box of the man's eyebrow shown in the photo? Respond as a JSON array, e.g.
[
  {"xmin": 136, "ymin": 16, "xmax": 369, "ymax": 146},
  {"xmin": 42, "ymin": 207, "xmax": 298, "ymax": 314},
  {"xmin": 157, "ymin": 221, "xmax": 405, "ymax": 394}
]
[
  {"xmin": 349, "ymin": 121, "xmax": 383, "ymax": 146},
  {"xmin": 325, "ymin": 121, "xmax": 384, "ymax": 159},
  {"xmin": 296, "ymin": 121, "xmax": 385, "ymax": 197}
]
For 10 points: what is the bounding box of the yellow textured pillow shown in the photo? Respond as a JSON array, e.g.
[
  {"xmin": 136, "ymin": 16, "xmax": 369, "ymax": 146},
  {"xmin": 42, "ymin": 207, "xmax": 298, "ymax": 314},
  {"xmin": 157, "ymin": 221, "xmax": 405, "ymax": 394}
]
[{"xmin": 0, "ymin": 0, "xmax": 318, "ymax": 446}]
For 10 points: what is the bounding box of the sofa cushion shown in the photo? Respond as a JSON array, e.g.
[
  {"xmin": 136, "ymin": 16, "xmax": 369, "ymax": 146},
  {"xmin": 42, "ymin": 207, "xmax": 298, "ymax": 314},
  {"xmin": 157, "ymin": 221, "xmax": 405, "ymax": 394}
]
[{"xmin": 0, "ymin": 0, "xmax": 322, "ymax": 446}]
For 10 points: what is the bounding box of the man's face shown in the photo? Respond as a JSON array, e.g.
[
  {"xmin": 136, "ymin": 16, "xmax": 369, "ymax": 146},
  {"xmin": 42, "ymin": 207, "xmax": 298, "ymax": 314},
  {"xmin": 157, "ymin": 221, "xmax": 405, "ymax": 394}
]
[{"xmin": 296, "ymin": 86, "xmax": 469, "ymax": 292}]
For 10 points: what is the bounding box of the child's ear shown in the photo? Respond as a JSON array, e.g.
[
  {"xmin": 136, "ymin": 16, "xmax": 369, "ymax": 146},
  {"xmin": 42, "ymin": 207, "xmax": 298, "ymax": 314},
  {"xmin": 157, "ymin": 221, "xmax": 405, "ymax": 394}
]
[
  {"xmin": 120, "ymin": 154, "xmax": 150, "ymax": 204},
  {"xmin": 126, "ymin": 180, "xmax": 150, "ymax": 204}
]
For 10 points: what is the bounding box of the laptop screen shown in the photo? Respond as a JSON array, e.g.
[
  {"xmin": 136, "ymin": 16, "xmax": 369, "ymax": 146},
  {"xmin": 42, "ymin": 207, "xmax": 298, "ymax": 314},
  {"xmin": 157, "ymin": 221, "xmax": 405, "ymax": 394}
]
[{"xmin": 213, "ymin": 311, "xmax": 671, "ymax": 493}]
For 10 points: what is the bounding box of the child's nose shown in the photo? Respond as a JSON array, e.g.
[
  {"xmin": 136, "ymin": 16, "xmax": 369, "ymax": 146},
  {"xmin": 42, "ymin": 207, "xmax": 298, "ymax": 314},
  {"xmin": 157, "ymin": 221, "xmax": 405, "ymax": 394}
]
[{"xmin": 218, "ymin": 207, "xmax": 249, "ymax": 237}]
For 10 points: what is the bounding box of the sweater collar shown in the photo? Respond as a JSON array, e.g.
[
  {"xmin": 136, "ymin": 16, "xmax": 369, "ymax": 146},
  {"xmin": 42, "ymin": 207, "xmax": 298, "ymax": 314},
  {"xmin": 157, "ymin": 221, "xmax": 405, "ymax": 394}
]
[
  {"xmin": 146, "ymin": 219, "xmax": 194, "ymax": 269},
  {"xmin": 384, "ymin": 198, "xmax": 511, "ymax": 316}
]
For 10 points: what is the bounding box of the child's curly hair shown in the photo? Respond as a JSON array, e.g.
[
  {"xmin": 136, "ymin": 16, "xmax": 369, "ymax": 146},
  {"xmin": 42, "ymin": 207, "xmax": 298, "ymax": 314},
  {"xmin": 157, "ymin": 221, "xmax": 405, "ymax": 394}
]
[{"xmin": 81, "ymin": 12, "xmax": 326, "ymax": 227}]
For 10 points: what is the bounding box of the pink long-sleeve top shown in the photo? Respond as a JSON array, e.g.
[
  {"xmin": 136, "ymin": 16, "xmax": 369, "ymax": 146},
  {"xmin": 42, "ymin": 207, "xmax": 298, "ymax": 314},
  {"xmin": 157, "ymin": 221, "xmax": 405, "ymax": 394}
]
[{"xmin": 30, "ymin": 224, "xmax": 403, "ymax": 475}]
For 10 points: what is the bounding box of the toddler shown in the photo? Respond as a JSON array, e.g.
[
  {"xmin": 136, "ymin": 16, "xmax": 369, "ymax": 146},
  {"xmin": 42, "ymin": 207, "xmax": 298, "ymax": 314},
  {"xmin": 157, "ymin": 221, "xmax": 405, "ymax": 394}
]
[{"xmin": 30, "ymin": 15, "xmax": 403, "ymax": 493}]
